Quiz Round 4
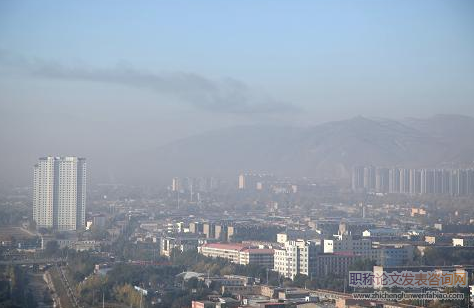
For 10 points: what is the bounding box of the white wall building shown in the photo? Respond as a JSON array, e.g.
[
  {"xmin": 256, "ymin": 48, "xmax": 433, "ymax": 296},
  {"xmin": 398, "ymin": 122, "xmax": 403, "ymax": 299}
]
[
  {"xmin": 273, "ymin": 240, "xmax": 320, "ymax": 279},
  {"xmin": 322, "ymin": 234, "xmax": 413, "ymax": 267},
  {"xmin": 33, "ymin": 156, "xmax": 86, "ymax": 231},
  {"xmin": 452, "ymin": 237, "xmax": 474, "ymax": 247},
  {"xmin": 323, "ymin": 234, "xmax": 372, "ymax": 258}
]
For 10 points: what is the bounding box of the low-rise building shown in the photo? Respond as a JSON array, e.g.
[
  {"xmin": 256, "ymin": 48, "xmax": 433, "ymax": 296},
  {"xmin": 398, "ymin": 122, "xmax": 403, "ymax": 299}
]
[
  {"xmin": 323, "ymin": 234, "xmax": 372, "ymax": 259},
  {"xmin": 453, "ymin": 237, "xmax": 474, "ymax": 247},
  {"xmin": 273, "ymin": 240, "xmax": 320, "ymax": 279},
  {"xmin": 371, "ymin": 244, "xmax": 414, "ymax": 267},
  {"xmin": 160, "ymin": 235, "xmax": 200, "ymax": 257},
  {"xmin": 198, "ymin": 243, "xmax": 274, "ymax": 268},
  {"xmin": 240, "ymin": 248, "xmax": 274, "ymax": 268},
  {"xmin": 313, "ymin": 252, "xmax": 357, "ymax": 277},
  {"xmin": 362, "ymin": 228, "xmax": 401, "ymax": 239},
  {"xmin": 192, "ymin": 301, "xmax": 215, "ymax": 308}
]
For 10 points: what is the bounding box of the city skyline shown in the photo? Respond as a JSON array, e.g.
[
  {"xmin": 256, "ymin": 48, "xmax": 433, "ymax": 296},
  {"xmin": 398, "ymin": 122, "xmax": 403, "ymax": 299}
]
[
  {"xmin": 1, "ymin": 0, "xmax": 474, "ymax": 187},
  {"xmin": 1, "ymin": 2, "xmax": 474, "ymax": 306}
]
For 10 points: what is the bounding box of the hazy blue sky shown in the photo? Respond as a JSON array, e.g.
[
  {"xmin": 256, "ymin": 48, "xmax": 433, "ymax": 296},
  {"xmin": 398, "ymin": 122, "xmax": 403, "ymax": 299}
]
[{"xmin": 0, "ymin": 0, "xmax": 473, "ymax": 185}]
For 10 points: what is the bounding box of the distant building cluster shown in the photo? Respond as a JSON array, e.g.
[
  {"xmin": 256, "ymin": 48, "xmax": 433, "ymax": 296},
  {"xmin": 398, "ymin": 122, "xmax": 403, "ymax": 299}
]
[
  {"xmin": 352, "ymin": 166, "xmax": 474, "ymax": 195},
  {"xmin": 171, "ymin": 177, "xmax": 220, "ymax": 193},
  {"xmin": 189, "ymin": 221, "xmax": 235, "ymax": 242},
  {"xmin": 238, "ymin": 173, "xmax": 297, "ymax": 194},
  {"xmin": 33, "ymin": 156, "xmax": 86, "ymax": 231}
]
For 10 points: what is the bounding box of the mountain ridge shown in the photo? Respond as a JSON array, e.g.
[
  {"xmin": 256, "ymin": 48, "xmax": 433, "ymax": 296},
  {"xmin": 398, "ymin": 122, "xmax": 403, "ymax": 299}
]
[{"xmin": 126, "ymin": 114, "xmax": 474, "ymax": 183}]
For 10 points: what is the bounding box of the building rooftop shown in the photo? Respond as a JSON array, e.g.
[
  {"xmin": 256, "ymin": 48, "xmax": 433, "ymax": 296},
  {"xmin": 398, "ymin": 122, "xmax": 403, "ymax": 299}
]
[{"xmin": 202, "ymin": 243, "xmax": 246, "ymax": 251}]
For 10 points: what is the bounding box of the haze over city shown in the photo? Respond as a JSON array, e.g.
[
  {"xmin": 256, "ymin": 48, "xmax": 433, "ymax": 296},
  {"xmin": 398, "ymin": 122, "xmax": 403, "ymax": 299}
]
[
  {"xmin": 1, "ymin": 0, "xmax": 474, "ymax": 186},
  {"xmin": 1, "ymin": 1, "xmax": 474, "ymax": 308}
]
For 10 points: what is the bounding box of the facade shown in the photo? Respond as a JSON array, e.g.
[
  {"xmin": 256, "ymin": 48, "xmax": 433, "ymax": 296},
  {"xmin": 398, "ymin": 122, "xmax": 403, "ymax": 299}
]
[
  {"xmin": 351, "ymin": 166, "xmax": 365, "ymax": 191},
  {"xmin": 452, "ymin": 237, "xmax": 474, "ymax": 247},
  {"xmin": 33, "ymin": 156, "xmax": 86, "ymax": 231},
  {"xmin": 194, "ymin": 222, "xmax": 235, "ymax": 241},
  {"xmin": 362, "ymin": 228, "xmax": 401, "ymax": 238},
  {"xmin": 363, "ymin": 166, "xmax": 376, "ymax": 192},
  {"xmin": 313, "ymin": 253, "xmax": 357, "ymax": 277},
  {"xmin": 199, "ymin": 243, "xmax": 243, "ymax": 263},
  {"xmin": 160, "ymin": 235, "xmax": 200, "ymax": 257},
  {"xmin": 238, "ymin": 173, "xmax": 275, "ymax": 190},
  {"xmin": 239, "ymin": 248, "xmax": 274, "ymax": 268},
  {"xmin": 375, "ymin": 167, "xmax": 389, "ymax": 193},
  {"xmin": 322, "ymin": 234, "xmax": 413, "ymax": 267},
  {"xmin": 191, "ymin": 301, "xmax": 215, "ymax": 308},
  {"xmin": 172, "ymin": 177, "xmax": 219, "ymax": 194},
  {"xmin": 389, "ymin": 168, "xmax": 400, "ymax": 193},
  {"xmin": 198, "ymin": 243, "xmax": 274, "ymax": 268},
  {"xmin": 323, "ymin": 234, "xmax": 372, "ymax": 259},
  {"xmin": 273, "ymin": 240, "xmax": 320, "ymax": 279},
  {"xmin": 171, "ymin": 177, "xmax": 180, "ymax": 192},
  {"xmin": 352, "ymin": 166, "xmax": 474, "ymax": 196},
  {"xmin": 370, "ymin": 244, "xmax": 414, "ymax": 267}
]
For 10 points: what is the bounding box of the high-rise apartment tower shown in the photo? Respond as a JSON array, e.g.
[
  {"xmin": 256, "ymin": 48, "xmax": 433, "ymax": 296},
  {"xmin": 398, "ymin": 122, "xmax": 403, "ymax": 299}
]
[{"xmin": 33, "ymin": 156, "xmax": 86, "ymax": 231}]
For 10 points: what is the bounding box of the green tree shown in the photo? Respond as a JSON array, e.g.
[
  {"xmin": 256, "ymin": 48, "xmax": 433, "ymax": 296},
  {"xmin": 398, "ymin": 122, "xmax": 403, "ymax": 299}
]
[{"xmin": 44, "ymin": 240, "xmax": 59, "ymax": 257}]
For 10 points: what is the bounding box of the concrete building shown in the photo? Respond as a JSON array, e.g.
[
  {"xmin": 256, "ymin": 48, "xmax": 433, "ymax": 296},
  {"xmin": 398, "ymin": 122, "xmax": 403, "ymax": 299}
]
[
  {"xmin": 198, "ymin": 222, "xmax": 235, "ymax": 241},
  {"xmin": 203, "ymin": 222, "xmax": 216, "ymax": 239},
  {"xmin": 313, "ymin": 253, "xmax": 357, "ymax": 277},
  {"xmin": 399, "ymin": 168, "xmax": 411, "ymax": 194},
  {"xmin": 239, "ymin": 248, "xmax": 274, "ymax": 268},
  {"xmin": 191, "ymin": 301, "xmax": 215, "ymax": 308},
  {"xmin": 375, "ymin": 167, "xmax": 389, "ymax": 193},
  {"xmin": 371, "ymin": 244, "xmax": 414, "ymax": 267},
  {"xmin": 323, "ymin": 234, "xmax": 372, "ymax": 259},
  {"xmin": 189, "ymin": 222, "xmax": 204, "ymax": 234},
  {"xmin": 354, "ymin": 166, "xmax": 474, "ymax": 196},
  {"xmin": 198, "ymin": 243, "xmax": 274, "ymax": 268},
  {"xmin": 389, "ymin": 168, "xmax": 400, "ymax": 193},
  {"xmin": 33, "ymin": 156, "xmax": 86, "ymax": 231},
  {"xmin": 323, "ymin": 234, "xmax": 413, "ymax": 267},
  {"xmin": 362, "ymin": 228, "xmax": 401, "ymax": 239},
  {"xmin": 363, "ymin": 166, "xmax": 376, "ymax": 192},
  {"xmin": 351, "ymin": 166, "xmax": 365, "ymax": 191},
  {"xmin": 238, "ymin": 173, "xmax": 275, "ymax": 190},
  {"xmin": 452, "ymin": 237, "xmax": 474, "ymax": 247},
  {"xmin": 171, "ymin": 177, "xmax": 180, "ymax": 192},
  {"xmin": 160, "ymin": 235, "xmax": 200, "ymax": 257},
  {"xmin": 92, "ymin": 214, "xmax": 107, "ymax": 229},
  {"xmin": 273, "ymin": 240, "xmax": 320, "ymax": 279},
  {"xmin": 276, "ymin": 230, "xmax": 319, "ymax": 244}
]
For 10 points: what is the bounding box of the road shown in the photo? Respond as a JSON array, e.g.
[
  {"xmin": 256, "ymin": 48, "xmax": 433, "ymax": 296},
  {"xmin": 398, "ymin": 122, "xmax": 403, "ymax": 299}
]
[
  {"xmin": 56, "ymin": 265, "xmax": 83, "ymax": 308},
  {"xmin": 0, "ymin": 258, "xmax": 65, "ymax": 265}
]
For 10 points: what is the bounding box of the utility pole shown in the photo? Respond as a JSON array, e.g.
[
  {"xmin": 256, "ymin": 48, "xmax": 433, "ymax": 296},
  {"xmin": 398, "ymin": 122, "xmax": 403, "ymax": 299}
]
[{"xmin": 102, "ymin": 291, "xmax": 104, "ymax": 308}]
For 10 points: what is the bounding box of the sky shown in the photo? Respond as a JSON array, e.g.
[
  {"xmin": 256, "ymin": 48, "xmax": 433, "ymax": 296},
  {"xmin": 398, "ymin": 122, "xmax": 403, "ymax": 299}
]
[{"xmin": 0, "ymin": 0, "xmax": 473, "ymax": 186}]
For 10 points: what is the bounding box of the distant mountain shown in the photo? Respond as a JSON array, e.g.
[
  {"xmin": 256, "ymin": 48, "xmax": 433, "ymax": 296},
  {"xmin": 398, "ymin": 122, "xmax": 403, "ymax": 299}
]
[{"xmin": 130, "ymin": 115, "xmax": 474, "ymax": 183}]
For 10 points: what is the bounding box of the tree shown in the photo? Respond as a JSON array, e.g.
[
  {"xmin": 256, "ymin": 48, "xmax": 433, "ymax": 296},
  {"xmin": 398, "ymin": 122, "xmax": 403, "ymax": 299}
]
[{"xmin": 44, "ymin": 240, "xmax": 59, "ymax": 257}]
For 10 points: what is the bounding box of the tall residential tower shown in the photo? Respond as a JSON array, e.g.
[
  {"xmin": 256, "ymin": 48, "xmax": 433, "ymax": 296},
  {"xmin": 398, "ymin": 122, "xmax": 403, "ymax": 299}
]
[{"xmin": 33, "ymin": 156, "xmax": 86, "ymax": 231}]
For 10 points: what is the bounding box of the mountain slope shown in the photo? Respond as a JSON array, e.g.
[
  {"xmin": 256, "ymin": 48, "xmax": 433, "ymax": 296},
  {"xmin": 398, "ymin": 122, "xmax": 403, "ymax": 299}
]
[{"xmin": 130, "ymin": 115, "xmax": 474, "ymax": 183}]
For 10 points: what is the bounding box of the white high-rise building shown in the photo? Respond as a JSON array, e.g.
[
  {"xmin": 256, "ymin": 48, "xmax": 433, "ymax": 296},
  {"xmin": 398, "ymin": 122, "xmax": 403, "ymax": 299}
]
[
  {"xmin": 273, "ymin": 240, "xmax": 320, "ymax": 279},
  {"xmin": 33, "ymin": 157, "xmax": 86, "ymax": 231}
]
